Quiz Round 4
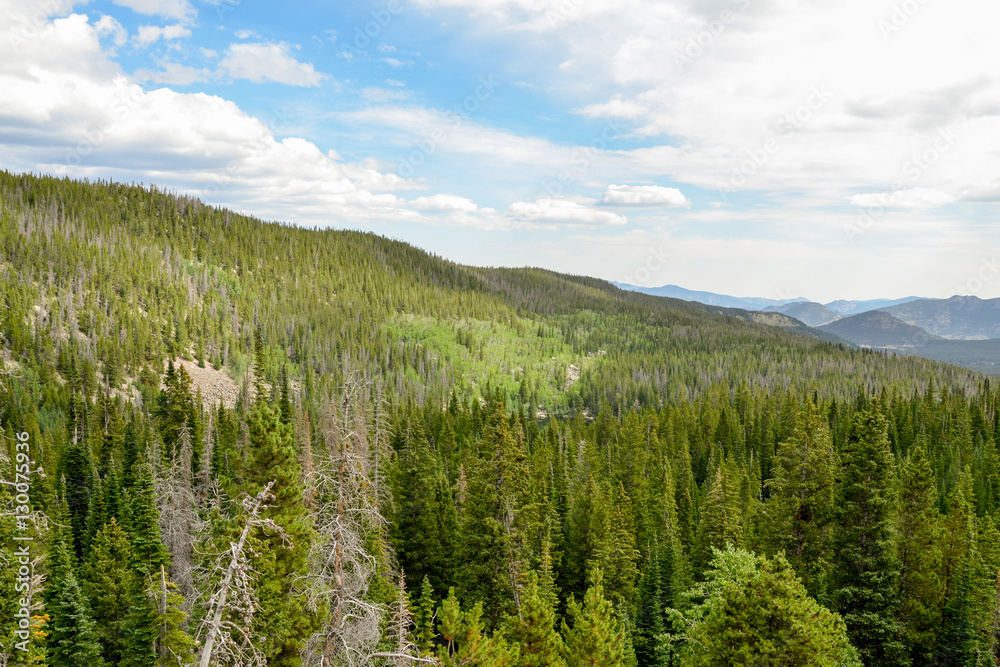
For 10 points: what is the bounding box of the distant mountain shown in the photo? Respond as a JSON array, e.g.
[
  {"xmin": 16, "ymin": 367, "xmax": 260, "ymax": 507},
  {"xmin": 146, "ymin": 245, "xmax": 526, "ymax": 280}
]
[
  {"xmin": 818, "ymin": 310, "xmax": 938, "ymax": 347},
  {"xmin": 883, "ymin": 295, "xmax": 1000, "ymax": 340},
  {"xmin": 685, "ymin": 303, "xmax": 855, "ymax": 347},
  {"xmin": 764, "ymin": 301, "xmax": 841, "ymax": 327},
  {"xmin": 824, "ymin": 296, "xmax": 924, "ymax": 315},
  {"xmin": 612, "ymin": 282, "xmax": 807, "ymax": 311}
]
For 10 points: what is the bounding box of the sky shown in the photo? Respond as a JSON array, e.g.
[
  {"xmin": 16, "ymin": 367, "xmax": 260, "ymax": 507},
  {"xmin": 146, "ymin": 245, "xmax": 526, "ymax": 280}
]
[{"xmin": 2, "ymin": 0, "xmax": 999, "ymax": 302}]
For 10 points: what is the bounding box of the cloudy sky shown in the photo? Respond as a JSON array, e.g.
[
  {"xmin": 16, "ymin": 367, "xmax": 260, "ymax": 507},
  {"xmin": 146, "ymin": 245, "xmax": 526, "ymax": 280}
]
[{"xmin": 3, "ymin": 0, "xmax": 999, "ymax": 301}]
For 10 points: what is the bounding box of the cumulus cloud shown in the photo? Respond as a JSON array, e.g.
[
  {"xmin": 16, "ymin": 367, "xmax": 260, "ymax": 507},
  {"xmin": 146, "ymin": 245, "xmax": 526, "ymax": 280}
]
[
  {"xmin": 601, "ymin": 184, "xmax": 688, "ymax": 206},
  {"xmin": 0, "ymin": 9, "xmax": 419, "ymax": 228},
  {"xmin": 111, "ymin": 0, "xmax": 195, "ymax": 22},
  {"xmin": 134, "ymin": 23, "xmax": 190, "ymax": 47},
  {"xmin": 410, "ymin": 194, "xmax": 479, "ymax": 213},
  {"xmin": 849, "ymin": 188, "xmax": 956, "ymax": 210},
  {"xmin": 506, "ymin": 198, "xmax": 627, "ymax": 227},
  {"xmin": 219, "ymin": 42, "xmax": 327, "ymax": 87},
  {"xmin": 133, "ymin": 61, "xmax": 211, "ymax": 85}
]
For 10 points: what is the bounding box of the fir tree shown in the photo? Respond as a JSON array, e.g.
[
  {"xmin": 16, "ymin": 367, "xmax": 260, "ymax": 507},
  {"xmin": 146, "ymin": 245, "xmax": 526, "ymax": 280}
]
[
  {"xmin": 562, "ymin": 568, "xmax": 629, "ymax": 667},
  {"xmin": 504, "ymin": 572, "xmax": 566, "ymax": 667},
  {"xmin": 828, "ymin": 404, "xmax": 909, "ymax": 667}
]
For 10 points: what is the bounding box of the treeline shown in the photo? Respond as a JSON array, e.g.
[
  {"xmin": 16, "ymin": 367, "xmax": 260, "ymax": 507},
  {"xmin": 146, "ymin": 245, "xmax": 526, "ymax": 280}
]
[
  {"xmin": 0, "ymin": 171, "xmax": 981, "ymax": 419},
  {"xmin": 3, "ymin": 173, "xmax": 1000, "ymax": 665},
  {"xmin": 5, "ymin": 331, "xmax": 1000, "ymax": 664}
]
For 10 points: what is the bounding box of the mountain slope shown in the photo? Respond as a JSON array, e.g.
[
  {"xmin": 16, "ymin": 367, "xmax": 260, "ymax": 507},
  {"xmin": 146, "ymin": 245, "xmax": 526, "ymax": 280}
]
[
  {"xmin": 883, "ymin": 295, "xmax": 1000, "ymax": 339},
  {"xmin": 612, "ymin": 282, "xmax": 807, "ymax": 311},
  {"xmin": 824, "ymin": 296, "xmax": 924, "ymax": 315},
  {"xmin": 765, "ymin": 301, "xmax": 842, "ymax": 327},
  {"xmin": 818, "ymin": 310, "xmax": 937, "ymax": 347},
  {"xmin": 0, "ymin": 171, "xmax": 985, "ymax": 414}
]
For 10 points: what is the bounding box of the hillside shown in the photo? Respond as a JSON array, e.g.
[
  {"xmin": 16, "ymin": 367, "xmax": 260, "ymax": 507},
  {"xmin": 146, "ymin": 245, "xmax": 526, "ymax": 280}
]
[
  {"xmin": 0, "ymin": 172, "xmax": 980, "ymax": 416},
  {"xmin": 5, "ymin": 173, "xmax": 1000, "ymax": 667},
  {"xmin": 818, "ymin": 309, "xmax": 937, "ymax": 347},
  {"xmin": 764, "ymin": 300, "xmax": 841, "ymax": 327},
  {"xmin": 884, "ymin": 294, "xmax": 1000, "ymax": 339}
]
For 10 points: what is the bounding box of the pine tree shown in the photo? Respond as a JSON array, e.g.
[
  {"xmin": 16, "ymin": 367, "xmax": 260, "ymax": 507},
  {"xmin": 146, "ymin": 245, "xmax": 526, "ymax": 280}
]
[
  {"xmin": 679, "ymin": 549, "xmax": 859, "ymax": 667},
  {"xmin": 562, "ymin": 568, "xmax": 629, "ymax": 667},
  {"xmin": 896, "ymin": 444, "xmax": 943, "ymax": 663},
  {"xmin": 828, "ymin": 403, "xmax": 909, "ymax": 667},
  {"xmin": 46, "ymin": 530, "xmax": 104, "ymax": 667},
  {"xmin": 241, "ymin": 340, "xmax": 316, "ymax": 666},
  {"xmin": 81, "ymin": 518, "xmax": 136, "ymax": 664},
  {"xmin": 457, "ymin": 399, "xmax": 528, "ymax": 626},
  {"xmin": 760, "ymin": 400, "xmax": 836, "ymax": 595},
  {"xmin": 504, "ymin": 572, "xmax": 566, "ymax": 667},
  {"xmin": 415, "ymin": 575, "xmax": 438, "ymax": 657}
]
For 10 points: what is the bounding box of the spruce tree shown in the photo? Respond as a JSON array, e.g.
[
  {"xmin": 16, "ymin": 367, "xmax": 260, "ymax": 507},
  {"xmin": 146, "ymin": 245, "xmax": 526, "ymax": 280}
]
[
  {"xmin": 504, "ymin": 572, "xmax": 566, "ymax": 667},
  {"xmin": 241, "ymin": 339, "xmax": 316, "ymax": 666},
  {"xmin": 46, "ymin": 530, "xmax": 104, "ymax": 667},
  {"xmin": 562, "ymin": 568, "xmax": 629, "ymax": 667},
  {"xmin": 828, "ymin": 403, "xmax": 909, "ymax": 667},
  {"xmin": 81, "ymin": 518, "xmax": 135, "ymax": 664},
  {"xmin": 896, "ymin": 444, "xmax": 943, "ymax": 663},
  {"xmin": 760, "ymin": 400, "xmax": 836, "ymax": 595}
]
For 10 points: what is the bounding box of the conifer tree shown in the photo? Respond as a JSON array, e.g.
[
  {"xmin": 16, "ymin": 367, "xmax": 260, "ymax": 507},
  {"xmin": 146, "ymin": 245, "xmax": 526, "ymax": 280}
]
[
  {"xmin": 896, "ymin": 444, "xmax": 943, "ymax": 663},
  {"xmin": 242, "ymin": 338, "xmax": 316, "ymax": 665},
  {"xmin": 457, "ymin": 399, "xmax": 528, "ymax": 626},
  {"xmin": 82, "ymin": 517, "xmax": 136, "ymax": 664},
  {"xmin": 760, "ymin": 400, "xmax": 836, "ymax": 595},
  {"xmin": 828, "ymin": 404, "xmax": 909, "ymax": 667},
  {"xmin": 46, "ymin": 529, "xmax": 104, "ymax": 667},
  {"xmin": 504, "ymin": 572, "xmax": 566, "ymax": 667},
  {"xmin": 562, "ymin": 568, "xmax": 629, "ymax": 667}
]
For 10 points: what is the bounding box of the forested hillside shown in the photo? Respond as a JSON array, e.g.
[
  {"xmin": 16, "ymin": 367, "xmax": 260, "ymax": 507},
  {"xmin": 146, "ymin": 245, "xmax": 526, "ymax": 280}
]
[{"xmin": 3, "ymin": 172, "xmax": 1000, "ymax": 666}]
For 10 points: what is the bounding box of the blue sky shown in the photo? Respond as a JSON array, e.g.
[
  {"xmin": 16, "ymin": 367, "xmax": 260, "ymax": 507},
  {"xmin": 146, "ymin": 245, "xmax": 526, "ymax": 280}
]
[{"xmin": 3, "ymin": 0, "xmax": 1000, "ymax": 301}]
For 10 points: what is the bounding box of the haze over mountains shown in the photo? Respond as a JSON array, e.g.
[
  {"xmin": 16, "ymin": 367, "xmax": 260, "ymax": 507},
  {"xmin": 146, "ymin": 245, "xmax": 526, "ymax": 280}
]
[{"xmin": 613, "ymin": 283, "xmax": 1000, "ymax": 375}]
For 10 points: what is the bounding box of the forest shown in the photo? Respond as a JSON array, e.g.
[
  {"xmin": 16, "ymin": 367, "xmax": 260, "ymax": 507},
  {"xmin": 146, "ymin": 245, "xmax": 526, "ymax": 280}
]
[{"xmin": 2, "ymin": 171, "xmax": 1000, "ymax": 666}]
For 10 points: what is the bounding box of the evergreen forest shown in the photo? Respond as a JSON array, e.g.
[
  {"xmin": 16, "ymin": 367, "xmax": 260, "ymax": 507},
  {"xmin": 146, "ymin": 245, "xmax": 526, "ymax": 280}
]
[{"xmin": 4, "ymin": 171, "xmax": 1000, "ymax": 666}]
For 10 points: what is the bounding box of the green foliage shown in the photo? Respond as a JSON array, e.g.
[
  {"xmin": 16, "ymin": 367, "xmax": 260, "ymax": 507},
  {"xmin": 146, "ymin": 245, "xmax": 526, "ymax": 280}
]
[
  {"xmin": 677, "ymin": 548, "xmax": 859, "ymax": 667},
  {"xmin": 828, "ymin": 404, "xmax": 909, "ymax": 667},
  {"xmin": 562, "ymin": 569, "xmax": 630, "ymax": 667},
  {"xmin": 504, "ymin": 572, "xmax": 566, "ymax": 667}
]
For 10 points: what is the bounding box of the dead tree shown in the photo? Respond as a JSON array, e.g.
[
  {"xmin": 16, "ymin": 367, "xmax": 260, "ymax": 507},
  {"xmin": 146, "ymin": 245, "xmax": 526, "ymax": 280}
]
[
  {"xmin": 302, "ymin": 377, "xmax": 435, "ymax": 667},
  {"xmin": 196, "ymin": 481, "xmax": 281, "ymax": 667},
  {"xmin": 154, "ymin": 421, "xmax": 199, "ymax": 606}
]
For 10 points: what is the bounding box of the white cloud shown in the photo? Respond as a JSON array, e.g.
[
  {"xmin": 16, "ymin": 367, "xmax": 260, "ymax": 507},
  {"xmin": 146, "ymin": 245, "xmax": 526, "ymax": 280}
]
[
  {"xmin": 0, "ymin": 10, "xmax": 419, "ymax": 229},
  {"xmin": 381, "ymin": 57, "xmax": 411, "ymax": 67},
  {"xmin": 849, "ymin": 188, "xmax": 956, "ymax": 210},
  {"xmin": 219, "ymin": 42, "xmax": 327, "ymax": 87},
  {"xmin": 94, "ymin": 15, "xmax": 127, "ymax": 47},
  {"xmin": 361, "ymin": 87, "xmax": 410, "ymax": 103},
  {"xmin": 110, "ymin": 0, "xmax": 195, "ymax": 22},
  {"xmin": 410, "ymin": 194, "xmax": 479, "ymax": 213},
  {"xmin": 602, "ymin": 184, "xmax": 688, "ymax": 206},
  {"xmin": 234, "ymin": 29, "xmax": 258, "ymax": 39},
  {"xmin": 134, "ymin": 61, "xmax": 211, "ymax": 85},
  {"xmin": 506, "ymin": 198, "xmax": 627, "ymax": 227},
  {"xmin": 134, "ymin": 23, "xmax": 190, "ymax": 47}
]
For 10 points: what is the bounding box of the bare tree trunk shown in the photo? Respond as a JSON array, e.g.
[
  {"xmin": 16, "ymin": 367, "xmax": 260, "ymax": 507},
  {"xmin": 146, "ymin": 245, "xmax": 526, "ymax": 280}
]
[{"xmin": 198, "ymin": 481, "xmax": 274, "ymax": 667}]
